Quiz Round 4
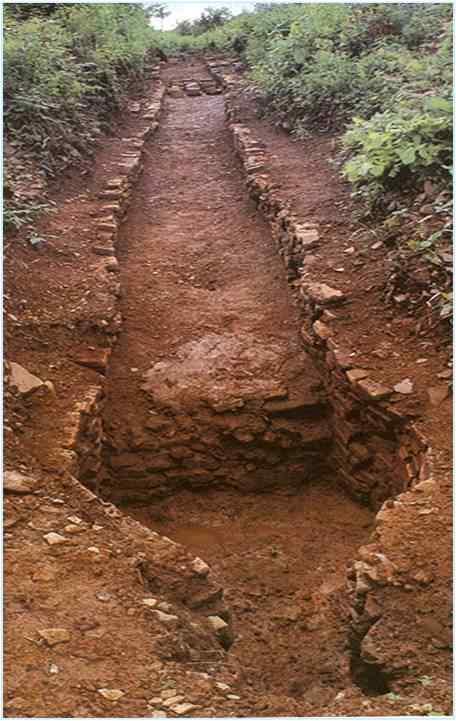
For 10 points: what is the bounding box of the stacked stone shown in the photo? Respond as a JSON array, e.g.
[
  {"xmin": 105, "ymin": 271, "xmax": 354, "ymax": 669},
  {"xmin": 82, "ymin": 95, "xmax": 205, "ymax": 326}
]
[
  {"xmin": 102, "ymin": 398, "xmax": 332, "ymax": 503},
  {"xmin": 166, "ymin": 79, "xmax": 221, "ymax": 97},
  {"xmin": 224, "ymin": 89, "xmax": 433, "ymax": 511},
  {"xmin": 71, "ymin": 80, "xmax": 166, "ymax": 488}
]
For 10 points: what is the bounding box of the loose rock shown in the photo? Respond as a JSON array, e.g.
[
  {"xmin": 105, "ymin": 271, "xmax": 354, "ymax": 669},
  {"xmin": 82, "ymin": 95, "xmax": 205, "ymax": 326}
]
[
  {"xmin": 43, "ymin": 532, "xmax": 67, "ymax": 546},
  {"xmin": 312, "ymin": 320, "xmax": 332, "ymax": 340},
  {"xmin": 191, "ymin": 557, "xmax": 210, "ymax": 577},
  {"xmin": 38, "ymin": 628, "xmax": 71, "ymax": 646},
  {"xmin": 357, "ymin": 379, "xmax": 392, "ymax": 401},
  {"xmin": 346, "ymin": 368, "xmax": 369, "ymax": 383},
  {"xmin": 151, "ymin": 609, "xmax": 179, "ymax": 626},
  {"xmin": 208, "ymin": 615, "xmax": 233, "ymax": 648},
  {"xmin": 98, "ymin": 688, "xmax": 125, "ymax": 702},
  {"xmin": 301, "ymin": 282, "xmax": 345, "ymax": 305},
  {"xmin": 393, "ymin": 378, "xmax": 414, "ymax": 395},
  {"xmin": 162, "ymin": 695, "xmax": 184, "ymax": 708},
  {"xmin": 142, "ymin": 598, "xmax": 158, "ymax": 608},
  {"xmin": 9, "ymin": 362, "xmax": 44, "ymax": 396},
  {"xmin": 172, "ymin": 703, "xmax": 198, "ymax": 715},
  {"xmin": 4, "ymin": 470, "xmax": 38, "ymax": 495}
]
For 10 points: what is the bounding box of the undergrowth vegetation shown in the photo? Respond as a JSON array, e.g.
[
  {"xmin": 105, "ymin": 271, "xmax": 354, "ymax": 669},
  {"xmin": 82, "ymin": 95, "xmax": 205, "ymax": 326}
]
[
  {"xmin": 168, "ymin": 3, "xmax": 452, "ymax": 206},
  {"xmin": 4, "ymin": 3, "xmax": 161, "ymax": 229}
]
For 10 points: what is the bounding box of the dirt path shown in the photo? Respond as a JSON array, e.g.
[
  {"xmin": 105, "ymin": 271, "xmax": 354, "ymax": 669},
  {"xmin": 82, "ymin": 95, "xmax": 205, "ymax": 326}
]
[{"xmin": 100, "ymin": 61, "xmax": 330, "ymax": 500}]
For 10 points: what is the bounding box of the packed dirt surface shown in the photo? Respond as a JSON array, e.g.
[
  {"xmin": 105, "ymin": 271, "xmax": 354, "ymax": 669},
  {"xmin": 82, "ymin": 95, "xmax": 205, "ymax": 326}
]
[{"xmin": 4, "ymin": 56, "xmax": 452, "ymax": 718}]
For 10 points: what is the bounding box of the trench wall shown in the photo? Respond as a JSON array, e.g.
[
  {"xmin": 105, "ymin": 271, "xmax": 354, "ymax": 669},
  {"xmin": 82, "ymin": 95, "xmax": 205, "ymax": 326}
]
[
  {"xmin": 219, "ymin": 77, "xmax": 431, "ymax": 511},
  {"xmin": 71, "ymin": 79, "xmax": 165, "ymax": 492}
]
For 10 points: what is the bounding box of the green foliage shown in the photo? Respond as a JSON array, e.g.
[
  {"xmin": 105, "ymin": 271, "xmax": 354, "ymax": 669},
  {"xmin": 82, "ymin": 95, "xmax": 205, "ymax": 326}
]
[
  {"xmin": 4, "ymin": 3, "xmax": 159, "ymax": 227},
  {"xmin": 342, "ymin": 97, "xmax": 452, "ymax": 201},
  {"xmin": 175, "ymin": 6, "xmax": 232, "ymax": 37},
  {"xmin": 145, "ymin": 3, "xmax": 171, "ymax": 21},
  {"xmin": 169, "ymin": 2, "xmax": 452, "ymax": 204}
]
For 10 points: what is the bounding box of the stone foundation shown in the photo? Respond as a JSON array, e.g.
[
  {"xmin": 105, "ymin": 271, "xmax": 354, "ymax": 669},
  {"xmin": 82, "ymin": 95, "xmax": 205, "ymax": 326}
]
[{"xmin": 224, "ymin": 94, "xmax": 431, "ymax": 511}]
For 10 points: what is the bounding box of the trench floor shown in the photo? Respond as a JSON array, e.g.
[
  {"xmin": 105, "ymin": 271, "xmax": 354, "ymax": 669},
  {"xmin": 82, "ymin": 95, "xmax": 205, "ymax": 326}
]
[
  {"xmin": 127, "ymin": 482, "xmax": 373, "ymax": 705},
  {"xmin": 101, "ymin": 59, "xmax": 329, "ymax": 498}
]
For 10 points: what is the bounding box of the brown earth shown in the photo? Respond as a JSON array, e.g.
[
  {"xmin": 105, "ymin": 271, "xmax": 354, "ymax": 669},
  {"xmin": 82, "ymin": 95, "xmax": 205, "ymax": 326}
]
[
  {"xmin": 3, "ymin": 56, "xmax": 452, "ymax": 718},
  {"xmin": 98, "ymin": 59, "xmax": 330, "ymax": 501}
]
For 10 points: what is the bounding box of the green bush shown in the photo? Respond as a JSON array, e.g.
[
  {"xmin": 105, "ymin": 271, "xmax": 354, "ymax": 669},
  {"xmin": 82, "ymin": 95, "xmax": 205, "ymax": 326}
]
[
  {"xmin": 178, "ymin": 2, "xmax": 452, "ymax": 203},
  {"xmin": 342, "ymin": 97, "xmax": 452, "ymax": 202},
  {"xmin": 4, "ymin": 3, "xmax": 158, "ymax": 228}
]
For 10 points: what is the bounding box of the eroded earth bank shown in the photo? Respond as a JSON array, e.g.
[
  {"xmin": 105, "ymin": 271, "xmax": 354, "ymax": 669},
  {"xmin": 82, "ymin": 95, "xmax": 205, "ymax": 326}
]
[{"xmin": 4, "ymin": 58, "xmax": 452, "ymax": 717}]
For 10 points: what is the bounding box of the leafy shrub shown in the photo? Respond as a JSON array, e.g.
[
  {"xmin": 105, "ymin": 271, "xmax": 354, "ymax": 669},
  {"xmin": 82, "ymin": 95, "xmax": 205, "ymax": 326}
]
[
  {"xmin": 4, "ymin": 3, "xmax": 158, "ymax": 227},
  {"xmin": 342, "ymin": 97, "xmax": 452, "ymax": 202},
  {"xmin": 177, "ymin": 2, "xmax": 452, "ymax": 203}
]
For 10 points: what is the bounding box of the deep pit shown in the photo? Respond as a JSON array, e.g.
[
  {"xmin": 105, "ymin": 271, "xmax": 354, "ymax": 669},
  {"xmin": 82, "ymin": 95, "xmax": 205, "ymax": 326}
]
[
  {"xmin": 72, "ymin": 59, "xmax": 430, "ymax": 707},
  {"xmin": 128, "ymin": 483, "xmax": 374, "ymax": 701}
]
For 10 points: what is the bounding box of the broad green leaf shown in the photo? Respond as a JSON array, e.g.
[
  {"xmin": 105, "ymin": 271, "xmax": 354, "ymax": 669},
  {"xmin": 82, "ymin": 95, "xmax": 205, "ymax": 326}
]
[
  {"xmin": 424, "ymin": 96, "xmax": 452, "ymax": 114},
  {"xmin": 398, "ymin": 146, "xmax": 416, "ymax": 165}
]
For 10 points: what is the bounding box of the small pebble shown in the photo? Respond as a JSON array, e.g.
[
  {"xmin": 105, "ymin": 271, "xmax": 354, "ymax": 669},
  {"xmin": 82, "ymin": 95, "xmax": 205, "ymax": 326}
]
[
  {"xmin": 142, "ymin": 598, "xmax": 158, "ymax": 608},
  {"xmin": 64, "ymin": 524, "xmax": 85, "ymax": 535},
  {"xmin": 38, "ymin": 628, "xmax": 70, "ymax": 646},
  {"xmin": 172, "ymin": 703, "xmax": 198, "ymax": 715},
  {"xmin": 43, "ymin": 532, "xmax": 67, "ymax": 546},
  {"xmin": 98, "ymin": 688, "xmax": 124, "ymax": 702},
  {"xmin": 162, "ymin": 695, "xmax": 184, "ymax": 708},
  {"xmin": 216, "ymin": 682, "xmax": 231, "ymax": 691},
  {"xmin": 393, "ymin": 378, "xmax": 414, "ymax": 395}
]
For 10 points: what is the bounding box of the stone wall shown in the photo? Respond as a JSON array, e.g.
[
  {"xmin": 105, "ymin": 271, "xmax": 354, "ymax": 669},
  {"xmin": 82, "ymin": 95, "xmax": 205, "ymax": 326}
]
[
  {"xmin": 100, "ymin": 383, "xmax": 333, "ymax": 503},
  {"xmin": 71, "ymin": 80, "xmax": 166, "ymax": 493},
  {"xmin": 218, "ymin": 73, "xmax": 438, "ymax": 689},
  {"xmin": 224, "ymin": 95, "xmax": 432, "ymax": 511}
]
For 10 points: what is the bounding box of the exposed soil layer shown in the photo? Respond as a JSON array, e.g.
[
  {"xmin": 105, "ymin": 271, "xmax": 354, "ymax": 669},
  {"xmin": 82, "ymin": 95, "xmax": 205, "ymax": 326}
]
[{"xmin": 128, "ymin": 482, "xmax": 374, "ymax": 708}]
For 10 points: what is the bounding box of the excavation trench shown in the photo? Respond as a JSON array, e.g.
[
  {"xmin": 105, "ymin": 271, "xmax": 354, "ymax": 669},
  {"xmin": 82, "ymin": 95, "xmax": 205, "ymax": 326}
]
[{"xmin": 75, "ymin": 61, "xmax": 408, "ymax": 701}]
